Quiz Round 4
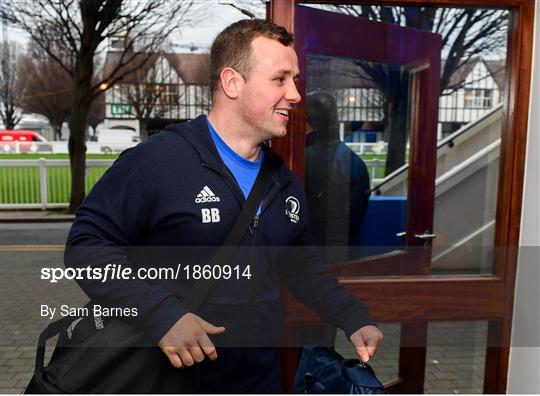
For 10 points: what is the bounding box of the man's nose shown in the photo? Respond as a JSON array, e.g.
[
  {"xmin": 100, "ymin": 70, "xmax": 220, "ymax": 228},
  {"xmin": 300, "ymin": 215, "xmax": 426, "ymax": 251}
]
[{"xmin": 286, "ymin": 81, "xmax": 301, "ymax": 104}]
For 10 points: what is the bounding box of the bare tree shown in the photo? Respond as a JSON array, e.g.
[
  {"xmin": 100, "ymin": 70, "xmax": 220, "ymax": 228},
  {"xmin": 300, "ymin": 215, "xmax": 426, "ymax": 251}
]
[
  {"xmin": 227, "ymin": 0, "xmax": 266, "ymax": 19},
  {"xmin": 118, "ymin": 54, "xmax": 166, "ymax": 140},
  {"xmin": 8, "ymin": 0, "xmax": 199, "ymax": 212},
  {"xmin": 88, "ymin": 92, "xmax": 105, "ymax": 138},
  {"xmin": 18, "ymin": 46, "xmax": 73, "ymax": 140},
  {"xmin": 329, "ymin": 6, "xmax": 508, "ymax": 175},
  {"xmin": 0, "ymin": 41, "xmax": 26, "ymax": 129},
  {"xmin": 116, "ymin": 52, "xmax": 212, "ymax": 139}
]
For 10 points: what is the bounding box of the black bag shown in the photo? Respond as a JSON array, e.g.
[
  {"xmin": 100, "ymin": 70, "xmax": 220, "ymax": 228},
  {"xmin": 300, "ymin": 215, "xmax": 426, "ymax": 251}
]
[
  {"xmin": 25, "ymin": 310, "xmax": 199, "ymax": 393},
  {"xmin": 293, "ymin": 346, "xmax": 388, "ymax": 394},
  {"xmin": 25, "ymin": 156, "xmax": 273, "ymax": 394}
]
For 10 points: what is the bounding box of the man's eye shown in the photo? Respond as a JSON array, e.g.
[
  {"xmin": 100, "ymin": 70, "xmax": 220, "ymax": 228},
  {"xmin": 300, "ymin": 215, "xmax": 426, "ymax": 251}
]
[{"xmin": 275, "ymin": 77, "xmax": 285, "ymax": 83}]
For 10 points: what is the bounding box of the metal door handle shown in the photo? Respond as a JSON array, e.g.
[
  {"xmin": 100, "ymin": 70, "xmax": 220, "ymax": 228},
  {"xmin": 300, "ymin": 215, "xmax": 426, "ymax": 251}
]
[{"xmin": 414, "ymin": 232, "xmax": 436, "ymax": 239}]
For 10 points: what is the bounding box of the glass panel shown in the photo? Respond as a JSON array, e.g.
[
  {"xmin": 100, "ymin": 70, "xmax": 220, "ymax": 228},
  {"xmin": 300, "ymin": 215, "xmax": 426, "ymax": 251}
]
[
  {"xmin": 305, "ymin": 55, "xmax": 411, "ymax": 263},
  {"xmin": 431, "ymin": 6, "xmax": 507, "ymax": 276},
  {"xmin": 431, "ymin": 88, "xmax": 503, "ymax": 275},
  {"xmin": 425, "ymin": 321, "xmax": 487, "ymax": 393},
  {"xmin": 333, "ymin": 321, "xmax": 488, "ymax": 392},
  {"xmin": 302, "ymin": 3, "xmax": 509, "ymax": 276}
]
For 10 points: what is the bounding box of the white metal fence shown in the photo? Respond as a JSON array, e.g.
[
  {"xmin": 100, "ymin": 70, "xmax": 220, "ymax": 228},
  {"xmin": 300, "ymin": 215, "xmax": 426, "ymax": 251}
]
[
  {"xmin": 344, "ymin": 142, "xmax": 388, "ymax": 155},
  {"xmin": 0, "ymin": 141, "xmax": 56, "ymax": 154},
  {"xmin": 1, "ymin": 140, "xmax": 386, "ymax": 155},
  {"xmin": 1, "ymin": 157, "xmax": 385, "ymax": 210},
  {"xmin": 364, "ymin": 159, "xmax": 386, "ymax": 188},
  {"xmin": 0, "ymin": 158, "xmax": 114, "ymax": 209},
  {"xmin": 0, "ymin": 141, "xmax": 137, "ymax": 154},
  {"xmin": 2, "ymin": 141, "xmax": 387, "ymax": 155}
]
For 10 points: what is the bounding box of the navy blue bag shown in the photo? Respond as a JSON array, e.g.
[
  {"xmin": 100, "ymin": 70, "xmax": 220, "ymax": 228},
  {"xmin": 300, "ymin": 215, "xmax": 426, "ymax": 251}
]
[{"xmin": 294, "ymin": 346, "xmax": 388, "ymax": 394}]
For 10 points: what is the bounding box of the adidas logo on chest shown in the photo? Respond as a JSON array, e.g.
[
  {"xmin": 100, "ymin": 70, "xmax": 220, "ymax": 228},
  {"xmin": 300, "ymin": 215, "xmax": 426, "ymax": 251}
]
[{"xmin": 195, "ymin": 186, "xmax": 221, "ymax": 203}]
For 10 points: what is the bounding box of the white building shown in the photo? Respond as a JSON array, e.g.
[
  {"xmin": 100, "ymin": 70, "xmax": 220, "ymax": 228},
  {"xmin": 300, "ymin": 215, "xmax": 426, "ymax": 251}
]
[
  {"xmin": 306, "ymin": 55, "xmax": 505, "ymax": 142},
  {"xmin": 103, "ymin": 51, "xmax": 211, "ymax": 136},
  {"xmin": 438, "ymin": 58, "xmax": 505, "ymax": 138}
]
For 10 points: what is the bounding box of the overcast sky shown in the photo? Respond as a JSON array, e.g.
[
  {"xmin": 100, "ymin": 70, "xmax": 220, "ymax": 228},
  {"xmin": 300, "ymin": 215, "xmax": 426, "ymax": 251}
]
[
  {"xmin": 4, "ymin": 1, "xmax": 506, "ymax": 60},
  {"xmin": 174, "ymin": 0, "xmax": 266, "ymax": 52},
  {"xmin": 4, "ymin": 0, "xmax": 267, "ymax": 53}
]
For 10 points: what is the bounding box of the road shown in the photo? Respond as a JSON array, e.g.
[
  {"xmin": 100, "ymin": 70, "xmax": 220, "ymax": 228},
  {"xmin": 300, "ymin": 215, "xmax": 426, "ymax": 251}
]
[
  {"xmin": 0, "ymin": 221, "xmax": 86, "ymax": 393},
  {"xmin": 0, "ymin": 222, "xmax": 71, "ymax": 245}
]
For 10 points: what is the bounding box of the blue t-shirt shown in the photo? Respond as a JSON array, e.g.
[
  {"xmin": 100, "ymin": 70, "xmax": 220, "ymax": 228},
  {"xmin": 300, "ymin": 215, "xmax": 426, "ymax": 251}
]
[{"xmin": 207, "ymin": 120, "xmax": 264, "ymax": 200}]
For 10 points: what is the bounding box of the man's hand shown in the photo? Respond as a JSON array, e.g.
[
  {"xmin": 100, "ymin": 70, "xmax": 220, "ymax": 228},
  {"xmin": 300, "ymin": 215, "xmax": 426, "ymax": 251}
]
[
  {"xmin": 159, "ymin": 312, "xmax": 225, "ymax": 369},
  {"xmin": 350, "ymin": 325, "xmax": 383, "ymax": 363}
]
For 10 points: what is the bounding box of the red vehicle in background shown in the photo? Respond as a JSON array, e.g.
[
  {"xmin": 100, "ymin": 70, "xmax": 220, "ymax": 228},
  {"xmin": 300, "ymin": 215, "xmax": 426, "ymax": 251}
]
[{"xmin": 0, "ymin": 130, "xmax": 52, "ymax": 153}]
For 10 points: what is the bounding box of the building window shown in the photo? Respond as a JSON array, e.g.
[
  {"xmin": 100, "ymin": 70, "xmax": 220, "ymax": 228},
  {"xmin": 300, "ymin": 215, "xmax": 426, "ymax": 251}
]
[
  {"xmin": 110, "ymin": 37, "xmax": 125, "ymax": 50},
  {"xmin": 154, "ymin": 84, "xmax": 179, "ymax": 105},
  {"xmin": 464, "ymin": 89, "xmax": 493, "ymax": 108},
  {"xmin": 163, "ymin": 84, "xmax": 179, "ymax": 104}
]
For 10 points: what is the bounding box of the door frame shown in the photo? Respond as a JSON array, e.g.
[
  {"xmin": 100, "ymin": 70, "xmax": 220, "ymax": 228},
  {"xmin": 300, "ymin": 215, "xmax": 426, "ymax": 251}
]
[
  {"xmin": 292, "ymin": 7, "xmax": 441, "ymax": 392},
  {"xmin": 269, "ymin": 0, "xmax": 535, "ymax": 393},
  {"xmin": 294, "ymin": 5, "xmax": 442, "ymax": 278}
]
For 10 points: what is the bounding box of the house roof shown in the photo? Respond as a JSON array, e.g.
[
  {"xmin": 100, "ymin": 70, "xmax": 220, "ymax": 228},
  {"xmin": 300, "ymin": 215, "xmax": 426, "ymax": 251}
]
[
  {"xmin": 103, "ymin": 51, "xmax": 209, "ymax": 85},
  {"xmin": 104, "ymin": 50, "xmax": 505, "ymax": 92},
  {"xmin": 163, "ymin": 53, "xmax": 210, "ymax": 85},
  {"xmin": 307, "ymin": 55, "xmax": 506, "ymax": 93},
  {"xmin": 445, "ymin": 58, "xmax": 506, "ymax": 90},
  {"xmin": 307, "ymin": 55, "xmax": 380, "ymax": 90},
  {"xmin": 484, "ymin": 60, "xmax": 506, "ymax": 89},
  {"xmin": 445, "ymin": 60, "xmax": 477, "ymax": 89}
]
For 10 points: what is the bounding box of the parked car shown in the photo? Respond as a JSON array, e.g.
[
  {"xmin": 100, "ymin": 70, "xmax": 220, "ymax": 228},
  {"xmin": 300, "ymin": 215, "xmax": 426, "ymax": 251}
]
[
  {"xmin": 0, "ymin": 130, "xmax": 53, "ymax": 153},
  {"xmin": 86, "ymin": 128, "xmax": 140, "ymax": 154}
]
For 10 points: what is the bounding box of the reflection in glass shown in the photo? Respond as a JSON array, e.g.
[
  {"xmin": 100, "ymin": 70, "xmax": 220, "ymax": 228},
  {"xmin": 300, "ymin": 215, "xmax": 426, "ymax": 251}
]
[
  {"xmin": 302, "ymin": 5, "xmax": 509, "ymax": 276},
  {"xmin": 431, "ymin": 98, "xmax": 502, "ymax": 275},
  {"xmin": 305, "ymin": 91, "xmax": 370, "ymax": 263},
  {"xmin": 305, "ymin": 55, "xmax": 412, "ymax": 261},
  {"xmin": 432, "ymin": 46, "xmax": 505, "ymax": 275}
]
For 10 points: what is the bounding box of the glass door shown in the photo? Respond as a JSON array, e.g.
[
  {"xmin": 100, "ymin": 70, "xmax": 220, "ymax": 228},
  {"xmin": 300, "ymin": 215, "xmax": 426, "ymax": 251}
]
[
  {"xmin": 283, "ymin": 5, "xmax": 442, "ymax": 392},
  {"xmin": 295, "ymin": 5, "xmax": 441, "ymax": 278},
  {"xmin": 270, "ymin": 0, "xmax": 533, "ymax": 394}
]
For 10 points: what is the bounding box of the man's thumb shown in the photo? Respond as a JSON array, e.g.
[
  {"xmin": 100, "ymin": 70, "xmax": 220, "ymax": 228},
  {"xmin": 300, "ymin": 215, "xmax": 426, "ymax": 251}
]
[
  {"xmin": 200, "ymin": 319, "xmax": 225, "ymax": 334},
  {"xmin": 355, "ymin": 343, "xmax": 370, "ymax": 363}
]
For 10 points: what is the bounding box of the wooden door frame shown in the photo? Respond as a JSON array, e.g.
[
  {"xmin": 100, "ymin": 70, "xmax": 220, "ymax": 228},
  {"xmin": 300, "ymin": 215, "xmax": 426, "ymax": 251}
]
[
  {"xmin": 290, "ymin": 7, "xmax": 442, "ymax": 392},
  {"xmin": 270, "ymin": 0, "xmax": 535, "ymax": 393}
]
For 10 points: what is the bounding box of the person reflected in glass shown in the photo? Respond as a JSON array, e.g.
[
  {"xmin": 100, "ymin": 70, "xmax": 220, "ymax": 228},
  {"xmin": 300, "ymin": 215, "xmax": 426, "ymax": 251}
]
[{"xmin": 305, "ymin": 91, "xmax": 371, "ymax": 264}]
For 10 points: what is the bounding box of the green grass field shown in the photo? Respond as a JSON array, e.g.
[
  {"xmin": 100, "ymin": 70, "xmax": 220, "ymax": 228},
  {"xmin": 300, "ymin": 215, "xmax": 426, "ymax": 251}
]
[
  {"xmin": 360, "ymin": 154, "xmax": 386, "ymax": 161},
  {"xmin": 1, "ymin": 153, "xmax": 388, "ymax": 205},
  {"xmin": 0, "ymin": 153, "xmax": 119, "ymax": 160},
  {"xmin": 0, "ymin": 154, "xmax": 117, "ymax": 205},
  {"xmin": 358, "ymin": 154, "xmax": 387, "ymax": 178}
]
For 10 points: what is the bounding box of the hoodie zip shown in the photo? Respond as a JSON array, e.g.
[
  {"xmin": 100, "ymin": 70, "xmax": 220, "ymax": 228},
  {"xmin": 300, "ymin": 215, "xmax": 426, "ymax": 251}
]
[
  {"xmin": 245, "ymin": 213, "xmax": 260, "ymax": 344},
  {"xmin": 202, "ymin": 158, "xmax": 291, "ymax": 345},
  {"xmin": 202, "ymin": 160, "xmax": 292, "ymax": 216},
  {"xmin": 201, "ymin": 160, "xmax": 245, "ymax": 205}
]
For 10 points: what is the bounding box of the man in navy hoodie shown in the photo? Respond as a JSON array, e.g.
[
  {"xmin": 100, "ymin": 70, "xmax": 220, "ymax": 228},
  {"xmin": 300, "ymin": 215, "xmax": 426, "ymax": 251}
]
[{"xmin": 65, "ymin": 20, "xmax": 383, "ymax": 393}]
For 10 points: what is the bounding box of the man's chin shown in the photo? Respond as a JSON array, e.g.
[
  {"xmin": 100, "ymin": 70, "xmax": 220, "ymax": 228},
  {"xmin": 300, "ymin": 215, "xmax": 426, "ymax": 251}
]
[{"xmin": 271, "ymin": 128, "xmax": 288, "ymax": 139}]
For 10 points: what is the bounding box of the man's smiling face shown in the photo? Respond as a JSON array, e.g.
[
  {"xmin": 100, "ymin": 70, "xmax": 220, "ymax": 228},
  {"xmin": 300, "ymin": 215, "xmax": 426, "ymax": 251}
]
[{"xmin": 236, "ymin": 36, "xmax": 301, "ymax": 141}]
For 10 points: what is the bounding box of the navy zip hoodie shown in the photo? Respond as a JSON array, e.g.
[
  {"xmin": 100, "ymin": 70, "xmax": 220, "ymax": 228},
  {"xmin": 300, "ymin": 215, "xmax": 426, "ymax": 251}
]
[{"xmin": 65, "ymin": 115, "xmax": 374, "ymax": 347}]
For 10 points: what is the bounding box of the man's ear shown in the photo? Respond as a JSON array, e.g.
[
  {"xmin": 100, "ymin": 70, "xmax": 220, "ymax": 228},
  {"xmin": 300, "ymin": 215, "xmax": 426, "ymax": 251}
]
[{"xmin": 219, "ymin": 68, "xmax": 241, "ymax": 99}]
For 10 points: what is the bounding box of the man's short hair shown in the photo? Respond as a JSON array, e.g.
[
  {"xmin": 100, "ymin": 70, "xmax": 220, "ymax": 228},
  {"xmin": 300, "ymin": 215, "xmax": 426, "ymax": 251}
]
[
  {"xmin": 209, "ymin": 19, "xmax": 294, "ymax": 94},
  {"xmin": 307, "ymin": 91, "xmax": 338, "ymax": 132}
]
